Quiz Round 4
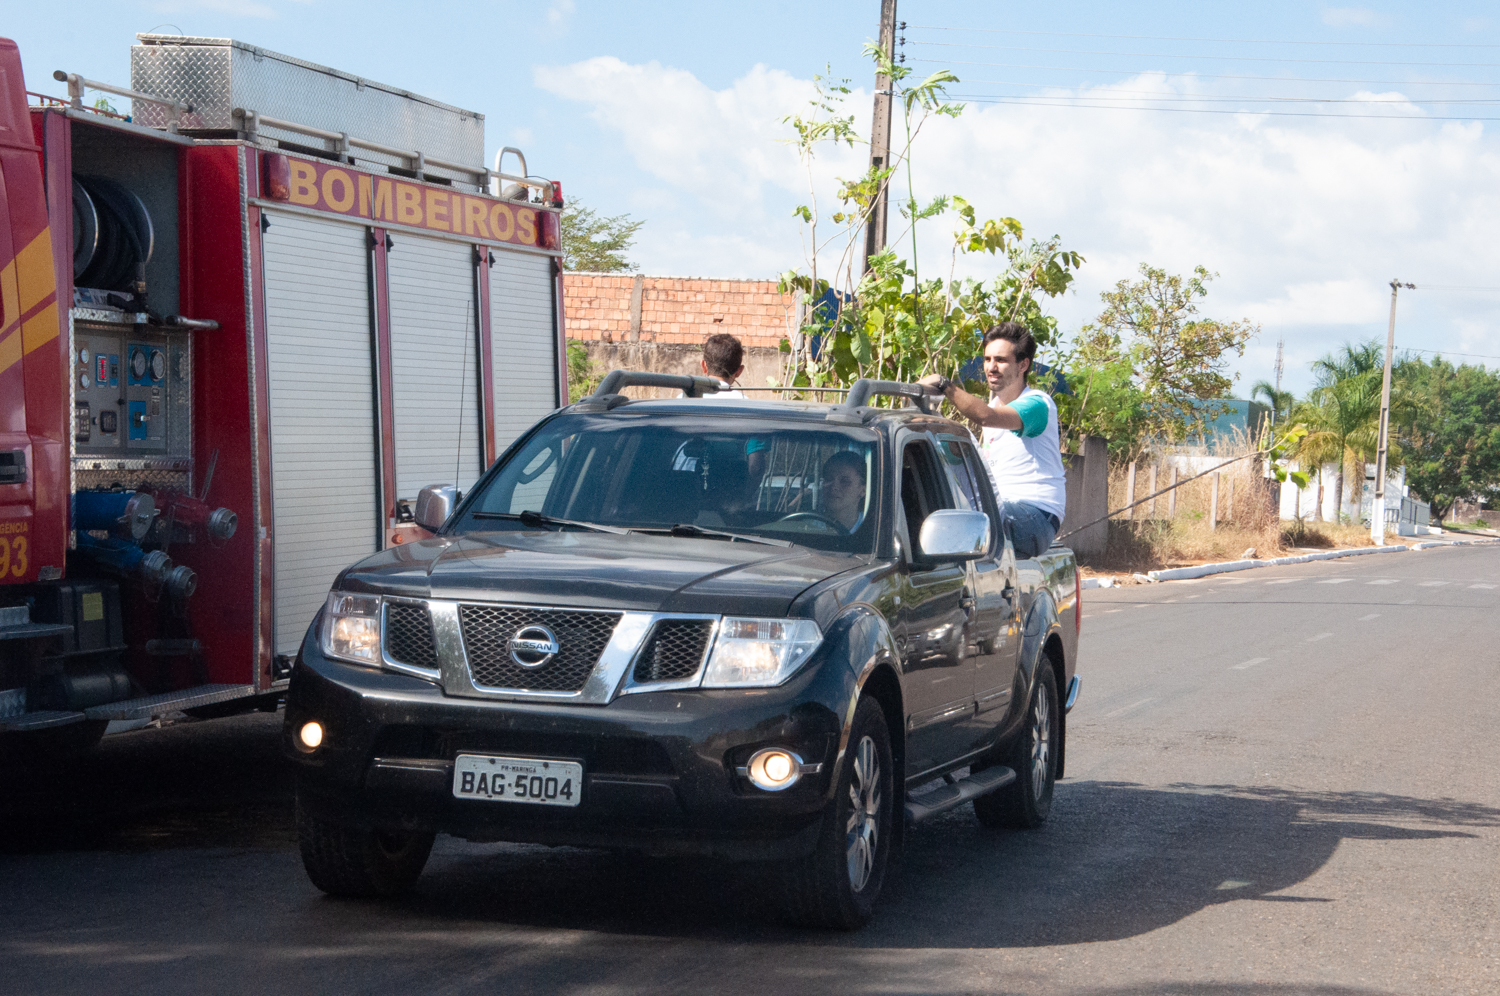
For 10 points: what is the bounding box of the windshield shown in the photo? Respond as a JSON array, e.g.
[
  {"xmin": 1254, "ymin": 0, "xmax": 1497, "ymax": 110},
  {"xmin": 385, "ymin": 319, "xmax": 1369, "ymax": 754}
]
[{"xmin": 453, "ymin": 414, "xmax": 880, "ymax": 553}]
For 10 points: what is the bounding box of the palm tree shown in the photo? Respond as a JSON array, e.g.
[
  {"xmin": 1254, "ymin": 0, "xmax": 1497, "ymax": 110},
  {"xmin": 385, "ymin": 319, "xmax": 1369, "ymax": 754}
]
[
  {"xmin": 1312, "ymin": 341, "xmax": 1383, "ymax": 388},
  {"xmin": 1292, "ymin": 376, "xmax": 1385, "ymax": 522},
  {"xmin": 1250, "ymin": 379, "xmax": 1294, "ymax": 426}
]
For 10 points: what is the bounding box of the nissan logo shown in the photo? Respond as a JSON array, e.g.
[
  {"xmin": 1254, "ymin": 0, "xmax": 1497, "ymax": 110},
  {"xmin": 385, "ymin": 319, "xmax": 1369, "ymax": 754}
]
[{"xmin": 509, "ymin": 624, "xmax": 560, "ymax": 669}]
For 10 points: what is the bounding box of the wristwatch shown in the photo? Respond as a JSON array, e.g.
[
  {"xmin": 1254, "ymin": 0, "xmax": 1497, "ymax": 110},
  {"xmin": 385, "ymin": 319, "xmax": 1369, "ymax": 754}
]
[{"xmin": 933, "ymin": 375, "xmax": 953, "ymax": 395}]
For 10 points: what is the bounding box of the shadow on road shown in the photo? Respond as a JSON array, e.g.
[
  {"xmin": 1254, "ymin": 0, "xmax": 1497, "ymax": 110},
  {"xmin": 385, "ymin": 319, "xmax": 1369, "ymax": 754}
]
[
  {"xmin": 394, "ymin": 777, "xmax": 1493, "ymax": 949},
  {"xmin": 2, "ymin": 715, "xmax": 1497, "ymax": 962},
  {"xmin": 0, "ymin": 712, "xmax": 294, "ymax": 854}
]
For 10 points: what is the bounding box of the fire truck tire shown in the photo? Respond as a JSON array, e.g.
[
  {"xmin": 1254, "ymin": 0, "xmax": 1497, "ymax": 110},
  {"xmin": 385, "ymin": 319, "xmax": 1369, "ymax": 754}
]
[{"xmin": 297, "ymin": 800, "xmax": 434, "ymax": 898}]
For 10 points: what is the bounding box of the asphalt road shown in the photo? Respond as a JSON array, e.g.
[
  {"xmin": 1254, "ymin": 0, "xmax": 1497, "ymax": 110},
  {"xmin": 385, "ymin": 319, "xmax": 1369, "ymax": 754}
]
[{"xmin": 2, "ymin": 544, "xmax": 1497, "ymax": 996}]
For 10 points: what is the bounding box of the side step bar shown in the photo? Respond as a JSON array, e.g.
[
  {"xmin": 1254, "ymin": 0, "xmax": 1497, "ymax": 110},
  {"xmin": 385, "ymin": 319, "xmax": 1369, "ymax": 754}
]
[{"xmin": 905, "ymin": 765, "xmax": 1016, "ymax": 824}]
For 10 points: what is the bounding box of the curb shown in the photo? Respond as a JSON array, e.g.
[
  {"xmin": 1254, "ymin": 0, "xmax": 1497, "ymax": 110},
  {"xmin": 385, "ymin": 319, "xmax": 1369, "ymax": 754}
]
[{"xmin": 1143, "ymin": 537, "xmax": 1500, "ymax": 583}]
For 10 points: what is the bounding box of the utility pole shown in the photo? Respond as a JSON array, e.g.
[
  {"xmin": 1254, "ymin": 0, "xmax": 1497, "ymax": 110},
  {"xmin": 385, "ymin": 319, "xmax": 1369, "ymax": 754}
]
[
  {"xmin": 1272, "ymin": 335, "xmax": 1284, "ymax": 425},
  {"xmin": 861, "ymin": 0, "xmax": 898, "ymax": 275},
  {"xmin": 1371, "ymin": 279, "xmax": 1415, "ymax": 545}
]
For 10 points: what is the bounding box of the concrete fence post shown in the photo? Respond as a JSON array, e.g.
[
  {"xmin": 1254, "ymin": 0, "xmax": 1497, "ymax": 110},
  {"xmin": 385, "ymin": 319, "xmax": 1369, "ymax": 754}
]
[
  {"xmin": 1225, "ymin": 474, "xmax": 1235, "ymax": 522},
  {"xmin": 1210, "ymin": 472, "xmax": 1220, "ymax": 531},
  {"xmin": 1060, "ymin": 435, "xmax": 1110, "ymax": 559},
  {"xmin": 1148, "ymin": 464, "xmax": 1158, "ymax": 519},
  {"xmin": 1168, "ymin": 465, "xmax": 1178, "ymax": 517},
  {"xmin": 1125, "ymin": 461, "xmax": 1137, "ymax": 520}
]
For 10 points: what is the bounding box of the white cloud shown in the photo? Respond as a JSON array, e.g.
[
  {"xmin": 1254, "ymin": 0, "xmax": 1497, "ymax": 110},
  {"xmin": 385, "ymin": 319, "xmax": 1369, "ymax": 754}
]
[
  {"xmin": 1321, "ymin": 7, "xmax": 1383, "ymax": 27},
  {"xmin": 547, "ymin": 0, "xmax": 575, "ymax": 29},
  {"xmin": 539, "ymin": 59, "xmax": 1500, "ymax": 392}
]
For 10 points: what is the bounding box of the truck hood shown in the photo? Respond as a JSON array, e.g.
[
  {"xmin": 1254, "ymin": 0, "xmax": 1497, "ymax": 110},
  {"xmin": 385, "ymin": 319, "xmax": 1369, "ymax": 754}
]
[{"xmin": 336, "ymin": 530, "xmax": 865, "ymax": 616}]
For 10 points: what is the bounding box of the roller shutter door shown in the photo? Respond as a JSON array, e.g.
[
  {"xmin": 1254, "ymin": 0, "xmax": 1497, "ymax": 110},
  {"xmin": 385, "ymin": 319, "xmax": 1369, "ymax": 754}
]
[
  {"xmin": 262, "ymin": 212, "xmax": 378, "ymax": 657},
  {"xmin": 489, "ymin": 250, "xmax": 558, "ymax": 454},
  {"xmin": 388, "ymin": 234, "xmax": 483, "ymax": 498}
]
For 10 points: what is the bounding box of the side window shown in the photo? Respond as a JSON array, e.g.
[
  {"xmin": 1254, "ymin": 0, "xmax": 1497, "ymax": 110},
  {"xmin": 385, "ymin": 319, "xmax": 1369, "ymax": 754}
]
[
  {"xmin": 939, "ymin": 438, "xmax": 986, "ymax": 513},
  {"xmin": 899, "ymin": 439, "xmax": 954, "ymax": 557},
  {"xmin": 960, "ymin": 440, "xmax": 1011, "ymax": 552}
]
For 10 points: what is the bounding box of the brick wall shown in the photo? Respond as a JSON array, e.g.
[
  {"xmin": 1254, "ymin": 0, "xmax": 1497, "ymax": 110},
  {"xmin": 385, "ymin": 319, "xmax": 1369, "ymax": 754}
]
[{"xmin": 563, "ymin": 272, "xmax": 798, "ymax": 349}]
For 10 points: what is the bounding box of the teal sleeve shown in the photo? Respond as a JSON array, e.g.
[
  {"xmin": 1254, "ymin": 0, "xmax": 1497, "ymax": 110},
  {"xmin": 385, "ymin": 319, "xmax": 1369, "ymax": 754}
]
[
  {"xmin": 1010, "ymin": 394, "xmax": 1050, "ymax": 439},
  {"xmin": 746, "ymin": 438, "xmax": 768, "ymax": 455}
]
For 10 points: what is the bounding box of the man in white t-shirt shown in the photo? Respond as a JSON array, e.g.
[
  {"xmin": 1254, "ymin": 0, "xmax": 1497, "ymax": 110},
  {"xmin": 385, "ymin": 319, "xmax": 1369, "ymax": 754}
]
[{"xmin": 919, "ymin": 323, "xmax": 1067, "ymax": 558}]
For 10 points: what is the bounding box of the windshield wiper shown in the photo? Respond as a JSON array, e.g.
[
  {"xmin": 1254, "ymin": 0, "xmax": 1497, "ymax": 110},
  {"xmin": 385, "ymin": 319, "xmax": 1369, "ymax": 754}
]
[
  {"xmin": 629, "ymin": 523, "xmax": 792, "ymax": 547},
  {"xmin": 471, "ymin": 510, "xmax": 631, "ymax": 534}
]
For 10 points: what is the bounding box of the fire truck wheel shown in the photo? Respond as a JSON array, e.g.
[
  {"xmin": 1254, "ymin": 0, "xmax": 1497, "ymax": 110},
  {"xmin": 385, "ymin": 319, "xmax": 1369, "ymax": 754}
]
[{"xmin": 297, "ymin": 799, "xmax": 434, "ymax": 898}]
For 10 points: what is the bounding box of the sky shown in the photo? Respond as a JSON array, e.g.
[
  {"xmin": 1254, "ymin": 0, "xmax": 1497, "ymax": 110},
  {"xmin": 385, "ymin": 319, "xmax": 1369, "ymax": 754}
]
[{"xmin": 8, "ymin": 1, "xmax": 1500, "ymax": 395}]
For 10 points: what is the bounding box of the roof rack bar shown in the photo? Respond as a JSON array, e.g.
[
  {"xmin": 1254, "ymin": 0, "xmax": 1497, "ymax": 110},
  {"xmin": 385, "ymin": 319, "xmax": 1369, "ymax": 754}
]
[
  {"xmin": 733, "ymin": 386, "xmax": 850, "ymax": 394},
  {"xmin": 841, "ymin": 379, "xmax": 933, "ymax": 413},
  {"xmin": 53, "ymin": 70, "xmax": 192, "ymax": 132},
  {"xmin": 592, "ymin": 370, "xmax": 725, "ymax": 399},
  {"xmin": 236, "ymin": 109, "xmax": 556, "ymax": 198}
]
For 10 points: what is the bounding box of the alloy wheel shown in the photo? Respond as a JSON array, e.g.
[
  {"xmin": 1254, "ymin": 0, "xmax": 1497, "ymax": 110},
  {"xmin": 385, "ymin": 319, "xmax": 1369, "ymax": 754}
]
[
  {"xmin": 845, "ymin": 734, "xmax": 882, "ymax": 892},
  {"xmin": 1031, "ymin": 682, "xmax": 1051, "ymax": 801}
]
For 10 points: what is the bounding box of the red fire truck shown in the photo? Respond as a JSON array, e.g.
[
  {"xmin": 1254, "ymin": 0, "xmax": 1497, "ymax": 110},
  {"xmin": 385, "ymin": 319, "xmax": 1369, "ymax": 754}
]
[{"xmin": 0, "ymin": 34, "xmax": 567, "ymax": 748}]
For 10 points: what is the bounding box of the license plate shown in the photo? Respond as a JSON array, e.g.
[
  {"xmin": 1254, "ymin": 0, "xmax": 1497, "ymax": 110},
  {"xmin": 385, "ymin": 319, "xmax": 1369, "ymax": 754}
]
[{"xmin": 452, "ymin": 754, "xmax": 583, "ymax": 807}]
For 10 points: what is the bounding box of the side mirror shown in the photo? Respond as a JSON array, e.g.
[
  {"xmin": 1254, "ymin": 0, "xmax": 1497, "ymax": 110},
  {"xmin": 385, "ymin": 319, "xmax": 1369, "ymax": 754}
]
[
  {"xmin": 414, "ymin": 485, "xmax": 458, "ymax": 532},
  {"xmin": 918, "ymin": 509, "xmax": 990, "ymax": 561}
]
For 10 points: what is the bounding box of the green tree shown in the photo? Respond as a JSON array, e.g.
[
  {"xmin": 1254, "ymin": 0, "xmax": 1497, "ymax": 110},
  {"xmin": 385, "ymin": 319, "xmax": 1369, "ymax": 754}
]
[
  {"xmin": 1312, "ymin": 341, "xmax": 1383, "ymax": 386},
  {"xmin": 1393, "ymin": 356, "xmax": 1500, "ymax": 521},
  {"xmin": 1250, "ymin": 380, "xmax": 1294, "ymax": 425},
  {"xmin": 775, "ymin": 48, "xmax": 1081, "ymax": 400},
  {"xmin": 566, "ymin": 340, "xmax": 601, "ymax": 403},
  {"xmin": 1291, "ymin": 372, "xmax": 1383, "ymax": 522},
  {"xmin": 560, "ymin": 203, "xmax": 643, "ymax": 272},
  {"xmin": 1078, "ymin": 264, "xmax": 1259, "ymax": 442},
  {"xmin": 1055, "ymin": 356, "xmax": 1149, "ymax": 456}
]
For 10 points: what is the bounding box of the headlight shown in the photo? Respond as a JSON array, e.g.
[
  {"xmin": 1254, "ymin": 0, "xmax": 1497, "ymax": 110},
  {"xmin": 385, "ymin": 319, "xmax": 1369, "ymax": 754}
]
[
  {"xmin": 320, "ymin": 591, "xmax": 382, "ymax": 665},
  {"xmin": 701, "ymin": 617, "xmax": 822, "ymax": 687}
]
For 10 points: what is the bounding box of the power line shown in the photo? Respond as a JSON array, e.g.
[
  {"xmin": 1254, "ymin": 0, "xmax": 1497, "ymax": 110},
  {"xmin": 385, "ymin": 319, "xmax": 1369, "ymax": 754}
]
[
  {"xmin": 907, "ymin": 57, "xmax": 1500, "ymax": 88},
  {"xmin": 949, "ymin": 78, "xmax": 1500, "ymax": 103},
  {"xmin": 907, "ymin": 24, "xmax": 1500, "ymax": 49},
  {"xmin": 947, "ymin": 94, "xmax": 1500, "ymax": 122},
  {"xmin": 909, "ymin": 40, "xmax": 1500, "ymax": 69},
  {"xmin": 1401, "ymin": 347, "xmax": 1500, "ymax": 361},
  {"xmin": 949, "ymin": 89, "xmax": 1500, "ymax": 106}
]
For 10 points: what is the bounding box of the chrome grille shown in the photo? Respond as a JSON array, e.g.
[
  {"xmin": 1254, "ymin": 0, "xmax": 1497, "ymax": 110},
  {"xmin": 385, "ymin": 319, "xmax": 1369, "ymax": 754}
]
[
  {"xmin": 632, "ymin": 619, "xmax": 715, "ymax": 684},
  {"xmin": 459, "ymin": 605, "xmax": 621, "ymax": 692},
  {"xmin": 385, "ymin": 602, "xmax": 438, "ymax": 671}
]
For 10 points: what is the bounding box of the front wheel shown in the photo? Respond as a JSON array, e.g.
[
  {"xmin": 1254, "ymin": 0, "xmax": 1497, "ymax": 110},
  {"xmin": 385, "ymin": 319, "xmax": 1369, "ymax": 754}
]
[
  {"xmin": 297, "ymin": 799, "xmax": 435, "ymax": 898},
  {"xmin": 974, "ymin": 665, "xmax": 1058, "ymax": 829},
  {"xmin": 778, "ymin": 696, "xmax": 894, "ymax": 929}
]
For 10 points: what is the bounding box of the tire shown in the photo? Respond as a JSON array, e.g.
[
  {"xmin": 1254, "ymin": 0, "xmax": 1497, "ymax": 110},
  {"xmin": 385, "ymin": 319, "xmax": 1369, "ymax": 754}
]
[
  {"xmin": 297, "ymin": 798, "xmax": 435, "ymax": 898},
  {"xmin": 973, "ymin": 664, "xmax": 1058, "ymax": 829},
  {"xmin": 779, "ymin": 696, "xmax": 894, "ymax": 930}
]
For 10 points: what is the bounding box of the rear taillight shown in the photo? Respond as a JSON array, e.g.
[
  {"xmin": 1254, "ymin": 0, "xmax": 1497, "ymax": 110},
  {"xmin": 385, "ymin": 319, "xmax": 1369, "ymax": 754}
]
[
  {"xmin": 1075, "ymin": 570, "xmax": 1082, "ymax": 635},
  {"xmin": 538, "ymin": 209, "xmax": 560, "ymax": 250}
]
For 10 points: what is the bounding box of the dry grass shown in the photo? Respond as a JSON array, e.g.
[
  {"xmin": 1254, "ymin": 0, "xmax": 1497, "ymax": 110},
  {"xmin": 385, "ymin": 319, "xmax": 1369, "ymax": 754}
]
[{"xmin": 1080, "ymin": 428, "xmax": 1375, "ymax": 573}]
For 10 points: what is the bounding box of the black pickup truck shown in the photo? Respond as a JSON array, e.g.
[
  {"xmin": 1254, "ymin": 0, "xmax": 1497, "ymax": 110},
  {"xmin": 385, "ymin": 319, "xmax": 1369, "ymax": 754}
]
[{"xmin": 285, "ymin": 374, "xmax": 1081, "ymax": 928}]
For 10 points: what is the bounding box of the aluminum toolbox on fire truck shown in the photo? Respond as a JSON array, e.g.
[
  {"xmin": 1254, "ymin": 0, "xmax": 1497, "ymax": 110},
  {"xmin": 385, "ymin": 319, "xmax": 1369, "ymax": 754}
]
[{"xmin": 0, "ymin": 34, "xmax": 567, "ymax": 743}]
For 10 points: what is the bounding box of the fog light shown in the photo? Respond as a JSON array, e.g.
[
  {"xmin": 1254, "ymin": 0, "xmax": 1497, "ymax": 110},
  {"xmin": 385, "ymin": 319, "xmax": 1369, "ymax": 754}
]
[
  {"xmin": 299, "ymin": 721, "xmax": 324, "ymax": 750},
  {"xmin": 741, "ymin": 748, "xmax": 805, "ymax": 792}
]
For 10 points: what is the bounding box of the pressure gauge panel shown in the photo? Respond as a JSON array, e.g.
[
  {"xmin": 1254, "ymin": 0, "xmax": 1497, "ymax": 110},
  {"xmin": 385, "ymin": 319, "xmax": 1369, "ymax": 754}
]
[{"xmin": 74, "ymin": 327, "xmax": 191, "ymax": 458}]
